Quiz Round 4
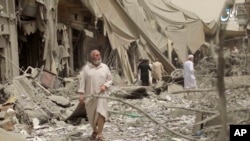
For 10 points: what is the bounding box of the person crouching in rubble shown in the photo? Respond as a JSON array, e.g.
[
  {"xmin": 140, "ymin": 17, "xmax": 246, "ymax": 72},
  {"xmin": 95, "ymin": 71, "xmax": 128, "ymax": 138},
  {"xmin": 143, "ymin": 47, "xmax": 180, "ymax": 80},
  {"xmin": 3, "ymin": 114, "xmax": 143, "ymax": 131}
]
[
  {"xmin": 183, "ymin": 55, "xmax": 197, "ymax": 90},
  {"xmin": 78, "ymin": 49, "xmax": 113, "ymax": 141}
]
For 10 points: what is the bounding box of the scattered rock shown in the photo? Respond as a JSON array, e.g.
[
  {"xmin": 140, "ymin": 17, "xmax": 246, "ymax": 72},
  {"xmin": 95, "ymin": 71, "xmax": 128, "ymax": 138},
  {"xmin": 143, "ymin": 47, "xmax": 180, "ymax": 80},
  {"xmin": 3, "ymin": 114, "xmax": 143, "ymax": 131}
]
[
  {"xmin": 0, "ymin": 111, "xmax": 6, "ymax": 120},
  {"xmin": 48, "ymin": 95, "xmax": 71, "ymax": 107}
]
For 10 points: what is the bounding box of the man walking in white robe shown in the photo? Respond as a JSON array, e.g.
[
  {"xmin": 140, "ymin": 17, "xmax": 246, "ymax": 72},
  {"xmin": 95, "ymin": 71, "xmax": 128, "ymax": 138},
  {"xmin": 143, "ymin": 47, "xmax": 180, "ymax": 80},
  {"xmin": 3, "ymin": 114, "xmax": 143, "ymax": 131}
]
[
  {"xmin": 78, "ymin": 50, "xmax": 112, "ymax": 141},
  {"xmin": 183, "ymin": 55, "xmax": 197, "ymax": 89},
  {"xmin": 151, "ymin": 58, "xmax": 164, "ymax": 84}
]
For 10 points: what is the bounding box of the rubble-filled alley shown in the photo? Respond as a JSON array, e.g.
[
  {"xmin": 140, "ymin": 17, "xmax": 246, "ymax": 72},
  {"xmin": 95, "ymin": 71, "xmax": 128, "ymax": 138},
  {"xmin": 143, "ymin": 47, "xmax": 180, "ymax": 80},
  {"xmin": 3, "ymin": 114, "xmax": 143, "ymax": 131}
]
[
  {"xmin": 1, "ymin": 64, "xmax": 250, "ymax": 141},
  {"xmin": 1, "ymin": 0, "xmax": 250, "ymax": 141}
]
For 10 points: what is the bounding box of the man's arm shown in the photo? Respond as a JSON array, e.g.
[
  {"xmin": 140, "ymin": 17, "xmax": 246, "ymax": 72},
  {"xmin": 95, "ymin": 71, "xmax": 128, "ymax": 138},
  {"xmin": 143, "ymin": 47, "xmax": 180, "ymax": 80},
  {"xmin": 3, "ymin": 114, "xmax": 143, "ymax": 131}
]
[
  {"xmin": 100, "ymin": 66, "xmax": 113, "ymax": 92},
  {"xmin": 78, "ymin": 71, "xmax": 85, "ymax": 93},
  {"xmin": 103, "ymin": 68, "xmax": 113, "ymax": 88},
  {"xmin": 78, "ymin": 70, "xmax": 86, "ymax": 102},
  {"xmin": 189, "ymin": 62, "xmax": 195, "ymax": 74}
]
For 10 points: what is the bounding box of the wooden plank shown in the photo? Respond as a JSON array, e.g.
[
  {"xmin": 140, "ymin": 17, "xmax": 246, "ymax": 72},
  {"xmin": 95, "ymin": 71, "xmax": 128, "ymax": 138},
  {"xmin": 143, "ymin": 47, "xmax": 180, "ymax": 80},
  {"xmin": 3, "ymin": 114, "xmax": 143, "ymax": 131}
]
[{"xmin": 192, "ymin": 112, "xmax": 203, "ymax": 134}]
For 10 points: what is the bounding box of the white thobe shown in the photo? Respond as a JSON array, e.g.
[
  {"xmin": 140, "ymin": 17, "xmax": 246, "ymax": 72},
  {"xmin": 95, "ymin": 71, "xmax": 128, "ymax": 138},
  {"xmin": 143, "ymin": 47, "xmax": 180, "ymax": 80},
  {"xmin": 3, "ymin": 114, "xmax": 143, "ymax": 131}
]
[
  {"xmin": 152, "ymin": 61, "xmax": 164, "ymax": 81},
  {"xmin": 78, "ymin": 62, "xmax": 112, "ymax": 129},
  {"xmin": 183, "ymin": 60, "xmax": 197, "ymax": 89}
]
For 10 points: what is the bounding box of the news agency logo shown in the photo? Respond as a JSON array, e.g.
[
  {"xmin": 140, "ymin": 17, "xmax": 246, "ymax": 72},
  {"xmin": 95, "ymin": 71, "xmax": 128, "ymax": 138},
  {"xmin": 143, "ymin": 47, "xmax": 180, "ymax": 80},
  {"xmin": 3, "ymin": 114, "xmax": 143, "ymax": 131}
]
[
  {"xmin": 220, "ymin": 7, "xmax": 238, "ymax": 25},
  {"xmin": 221, "ymin": 3, "xmax": 249, "ymax": 26},
  {"xmin": 230, "ymin": 125, "xmax": 250, "ymax": 141}
]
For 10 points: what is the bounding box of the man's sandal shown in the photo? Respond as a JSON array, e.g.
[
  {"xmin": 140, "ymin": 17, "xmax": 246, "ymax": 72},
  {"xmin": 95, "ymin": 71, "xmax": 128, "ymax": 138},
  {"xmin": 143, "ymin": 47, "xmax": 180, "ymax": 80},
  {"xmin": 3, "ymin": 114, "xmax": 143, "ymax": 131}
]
[
  {"xmin": 90, "ymin": 132, "xmax": 98, "ymax": 140},
  {"xmin": 96, "ymin": 134, "xmax": 105, "ymax": 141}
]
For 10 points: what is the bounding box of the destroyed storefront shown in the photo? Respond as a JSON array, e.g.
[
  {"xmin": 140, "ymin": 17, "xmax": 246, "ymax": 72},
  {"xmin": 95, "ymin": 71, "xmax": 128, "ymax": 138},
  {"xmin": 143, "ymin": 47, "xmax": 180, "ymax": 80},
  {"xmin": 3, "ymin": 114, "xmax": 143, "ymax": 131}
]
[
  {"xmin": 13, "ymin": 0, "xmax": 174, "ymax": 85},
  {"xmin": 0, "ymin": 0, "xmax": 218, "ymax": 84},
  {"xmin": 14, "ymin": 0, "xmax": 125, "ymax": 85},
  {"xmin": 16, "ymin": 0, "xmax": 101, "ymax": 77}
]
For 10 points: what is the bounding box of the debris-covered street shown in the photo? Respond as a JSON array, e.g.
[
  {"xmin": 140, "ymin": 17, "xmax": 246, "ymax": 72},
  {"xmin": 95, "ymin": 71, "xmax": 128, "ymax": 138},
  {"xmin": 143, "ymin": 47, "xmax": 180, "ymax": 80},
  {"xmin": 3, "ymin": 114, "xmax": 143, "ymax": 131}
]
[
  {"xmin": 1, "ymin": 68, "xmax": 250, "ymax": 141},
  {"xmin": 1, "ymin": 0, "xmax": 250, "ymax": 141}
]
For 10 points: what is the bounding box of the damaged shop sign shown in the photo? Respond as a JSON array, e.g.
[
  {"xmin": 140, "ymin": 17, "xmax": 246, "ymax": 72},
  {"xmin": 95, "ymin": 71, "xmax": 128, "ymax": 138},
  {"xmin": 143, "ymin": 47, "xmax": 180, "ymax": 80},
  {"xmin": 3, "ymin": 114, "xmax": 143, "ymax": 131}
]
[{"xmin": 39, "ymin": 69, "xmax": 61, "ymax": 89}]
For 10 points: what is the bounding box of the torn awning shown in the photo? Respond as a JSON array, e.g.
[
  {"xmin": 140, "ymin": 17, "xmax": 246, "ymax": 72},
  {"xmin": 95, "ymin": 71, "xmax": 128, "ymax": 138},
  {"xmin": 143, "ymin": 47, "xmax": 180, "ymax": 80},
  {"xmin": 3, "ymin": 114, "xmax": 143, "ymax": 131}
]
[
  {"xmin": 80, "ymin": 0, "xmax": 216, "ymax": 83},
  {"xmin": 95, "ymin": 0, "xmax": 139, "ymax": 83},
  {"xmin": 142, "ymin": 0, "xmax": 205, "ymax": 61}
]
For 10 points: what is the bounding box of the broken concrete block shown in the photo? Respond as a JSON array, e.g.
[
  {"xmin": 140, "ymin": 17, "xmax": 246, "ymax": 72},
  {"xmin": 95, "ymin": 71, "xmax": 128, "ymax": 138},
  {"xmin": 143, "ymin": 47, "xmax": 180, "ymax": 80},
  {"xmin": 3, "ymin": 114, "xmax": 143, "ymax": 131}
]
[
  {"xmin": 154, "ymin": 80, "xmax": 164, "ymax": 89},
  {"xmin": 165, "ymin": 95, "xmax": 172, "ymax": 101},
  {"xmin": 63, "ymin": 77, "xmax": 74, "ymax": 82},
  {"xmin": 125, "ymin": 118, "xmax": 142, "ymax": 127},
  {"xmin": 0, "ymin": 128, "xmax": 26, "ymax": 141},
  {"xmin": 32, "ymin": 118, "xmax": 40, "ymax": 129},
  {"xmin": 48, "ymin": 95, "xmax": 70, "ymax": 107},
  {"xmin": 0, "ymin": 119, "xmax": 15, "ymax": 131},
  {"xmin": 167, "ymin": 84, "xmax": 184, "ymax": 93},
  {"xmin": 6, "ymin": 108, "xmax": 16, "ymax": 117},
  {"xmin": 63, "ymin": 78, "xmax": 75, "ymax": 88},
  {"xmin": 0, "ymin": 105, "xmax": 14, "ymax": 113},
  {"xmin": 3, "ymin": 96, "xmax": 16, "ymax": 105},
  {"xmin": 0, "ymin": 111, "xmax": 6, "ymax": 120},
  {"xmin": 31, "ymin": 68, "xmax": 39, "ymax": 78}
]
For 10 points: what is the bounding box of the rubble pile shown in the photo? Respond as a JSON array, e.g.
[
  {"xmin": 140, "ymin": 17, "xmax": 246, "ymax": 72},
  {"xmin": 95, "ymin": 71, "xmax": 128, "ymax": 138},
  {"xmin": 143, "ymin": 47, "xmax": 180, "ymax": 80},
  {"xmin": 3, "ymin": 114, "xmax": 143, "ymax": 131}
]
[
  {"xmin": 0, "ymin": 67, "xmax": 250, "ymax": 140},
  {"xmin": 195, "ymin": 50, "xmax": 250, "ymax": 77}
]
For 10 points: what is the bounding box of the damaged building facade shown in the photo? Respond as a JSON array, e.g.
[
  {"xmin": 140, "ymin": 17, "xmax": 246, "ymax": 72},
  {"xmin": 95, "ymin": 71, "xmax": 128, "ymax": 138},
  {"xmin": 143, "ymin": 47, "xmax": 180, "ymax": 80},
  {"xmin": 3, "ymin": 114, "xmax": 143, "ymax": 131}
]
[
  {"xmin": 0, "ymin": 0, "xmax": 19, "ymax": 83},
  {"xmin": 1, "ymin": 0, "xmax": 250, "ymax": 141},
  {"xmin": 0, "ymin": 0, "xmax": 250, "ymax": 84},
  {"xmin": 0, "ymin": 0, "xmax": 114, "ymax": 84}
]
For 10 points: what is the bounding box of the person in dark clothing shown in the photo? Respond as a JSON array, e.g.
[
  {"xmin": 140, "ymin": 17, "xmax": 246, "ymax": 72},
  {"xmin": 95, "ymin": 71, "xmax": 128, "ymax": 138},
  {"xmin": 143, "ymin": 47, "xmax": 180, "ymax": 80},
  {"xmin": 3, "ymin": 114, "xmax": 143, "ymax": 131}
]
[{"xmin": 138, "ymin": 59, "xmax": 151, "ymax": 86}]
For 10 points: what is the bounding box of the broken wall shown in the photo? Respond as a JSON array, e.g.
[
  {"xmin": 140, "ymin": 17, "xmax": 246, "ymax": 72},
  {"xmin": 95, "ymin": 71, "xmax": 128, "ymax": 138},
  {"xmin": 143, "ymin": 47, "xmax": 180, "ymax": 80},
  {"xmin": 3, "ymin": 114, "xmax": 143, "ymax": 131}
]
[
  {"xmin": 58, "ymin": 0, "xmax": 107, "ymax": 72},
  {"xmin": 0, "ymin": 0, "xmax": 19, "ymax": 83}
]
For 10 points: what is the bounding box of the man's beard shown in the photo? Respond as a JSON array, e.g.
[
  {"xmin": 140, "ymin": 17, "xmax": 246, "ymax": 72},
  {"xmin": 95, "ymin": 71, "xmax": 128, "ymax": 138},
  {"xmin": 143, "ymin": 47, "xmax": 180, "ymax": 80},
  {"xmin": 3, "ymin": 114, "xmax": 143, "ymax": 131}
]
[{"xmin": 92, "ymin": 59, "xmax": 102, "ymax": 66}]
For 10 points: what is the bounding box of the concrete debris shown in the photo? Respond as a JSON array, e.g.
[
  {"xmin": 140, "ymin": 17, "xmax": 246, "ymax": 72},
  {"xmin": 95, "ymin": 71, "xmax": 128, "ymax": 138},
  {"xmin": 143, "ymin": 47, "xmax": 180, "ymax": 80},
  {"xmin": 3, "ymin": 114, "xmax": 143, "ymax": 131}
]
[
  {"xmin": 0, "ymin": 119, "xmax": 15, "ymax": 131},
  {"xmin": 0, "ymin": 111, "xmax": 6, "ymax": 120},
  {"xmin": 1, "ymin": 0, "xmax": 250, "ymax": 140},
  {"xmin": 165, "ymin": 95, "xmax": 172, "ymax": 101},
  {"xmin": 154, "ymin": 80, "xmax": 165, "ymax": 89},
  {"xmin": 48, "ymin": 95, "xmax": 70, "ymax": 107},
  {"xmin": 0, "ymin": 128, "xmax": 26, "ymax": 141},
  {"xmin": 0, "ymin": 67, "xmax": 250, "ymax": 140},
  {"xmin": 111, "ymin": 71, "xmax": 125, "ymax": 85}
]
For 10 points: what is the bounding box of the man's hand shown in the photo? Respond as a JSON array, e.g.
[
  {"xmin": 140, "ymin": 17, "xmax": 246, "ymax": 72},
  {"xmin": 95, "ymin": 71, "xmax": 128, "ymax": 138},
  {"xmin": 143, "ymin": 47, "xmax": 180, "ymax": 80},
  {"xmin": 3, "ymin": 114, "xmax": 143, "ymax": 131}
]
[
  {"xmin": 100, "ymin": 85, "xmax": 107, "ymax": 92},
  {"xmin": 79, "ymin": 93, "xmax": 84, "ymax": 103}
]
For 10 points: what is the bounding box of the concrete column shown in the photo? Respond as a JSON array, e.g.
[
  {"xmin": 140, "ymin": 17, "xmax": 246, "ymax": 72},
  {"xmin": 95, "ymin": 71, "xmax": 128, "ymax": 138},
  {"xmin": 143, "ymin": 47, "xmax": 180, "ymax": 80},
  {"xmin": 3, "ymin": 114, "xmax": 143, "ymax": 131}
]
[
  {"xmin": 167, "ymin": 39, "xmax": 173, "ymax": 63},
  {"xmin": 8, "ymin": 20, "xmax": 19, "ymax": 77},
  {"xmin": 68, "ymin": 27, "xmax": 74, "ymax": 75}
]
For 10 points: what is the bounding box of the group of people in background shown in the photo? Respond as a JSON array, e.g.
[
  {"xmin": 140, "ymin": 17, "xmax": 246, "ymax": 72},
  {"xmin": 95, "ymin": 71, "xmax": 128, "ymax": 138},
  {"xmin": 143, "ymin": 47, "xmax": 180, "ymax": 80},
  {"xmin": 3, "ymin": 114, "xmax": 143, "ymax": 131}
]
[
  {"xmin": 137, "ymin": 55, "xmax": 197, "ymax": 90},
  {"xmin": 137, "ymin": 58, "xmax": 164, "ymax": 86}
]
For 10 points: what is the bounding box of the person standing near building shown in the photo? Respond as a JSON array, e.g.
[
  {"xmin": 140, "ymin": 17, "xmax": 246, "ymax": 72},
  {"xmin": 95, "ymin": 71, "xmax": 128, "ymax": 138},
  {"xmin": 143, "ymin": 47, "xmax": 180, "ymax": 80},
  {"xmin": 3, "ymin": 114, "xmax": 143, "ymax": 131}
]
[
  {"xmin": 138, "ymin": 59, "xmax": 151, "ymax": 86},
  {"xmin": 183, "ymin": 55, "xmax": 197, "ymax": 89},
  {"xmin": 151, "ymin": 58, "xmax": 164, "ymax": 83},
  {"xmin": 78, "ymin": 49, "xmax": 112, "ymax": 141}
]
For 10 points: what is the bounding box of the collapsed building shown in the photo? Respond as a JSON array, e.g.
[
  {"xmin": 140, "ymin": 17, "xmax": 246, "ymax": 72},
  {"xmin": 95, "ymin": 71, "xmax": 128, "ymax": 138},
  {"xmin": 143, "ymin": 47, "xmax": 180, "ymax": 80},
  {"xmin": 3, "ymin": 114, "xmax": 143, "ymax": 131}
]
[
  {"xmin": 1, "ymin": 0, "xmax": 250, "ymax": 140},
  {"xmin": 0, "ymin": 0, "xmax": 249, "ymax": 84}
]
